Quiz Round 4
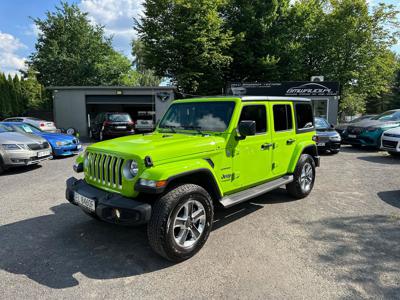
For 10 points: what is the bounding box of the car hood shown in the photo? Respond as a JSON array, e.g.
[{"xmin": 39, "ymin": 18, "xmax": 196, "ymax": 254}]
[
  {"xmin": 0, "ymin": 131, "xmax": 46, "ymax": 144},
  {"xmin": 316, "ymin": 128, "xmax": 340, "ymax": 137},
  {"xmin": 350, "ymin": 119, "xmax": 400, "ymax": 129},
  {"xmin": 88, "ymin": 132, "xmax": 226, "ymax": 163},
  {"xmin": 38, "ymin": 132, "xmax": 76, "ymax": 143},
  {"xmin": 384, "ymin": 126, "xmax": 400, "ymax": 135}
]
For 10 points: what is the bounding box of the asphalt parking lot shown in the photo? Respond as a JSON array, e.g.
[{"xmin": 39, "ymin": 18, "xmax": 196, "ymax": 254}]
[{"xmin": 0, "ymin": 146, "xmax": 399, "ymax": 299}]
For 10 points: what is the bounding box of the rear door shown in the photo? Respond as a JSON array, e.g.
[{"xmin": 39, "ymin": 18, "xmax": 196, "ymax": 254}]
[
  {"xmin": 233, "ymin": 103, "xmax": 273, "ymax": 188},
  {"xmin": 270, "ymin": 102, "xmax": 296, "ymax": 176}
]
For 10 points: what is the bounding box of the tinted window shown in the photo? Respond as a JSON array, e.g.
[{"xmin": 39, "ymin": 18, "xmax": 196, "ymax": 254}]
[
  {"xmin": 159, "ymin": 102, "xmax": 235, "ymax": 132},
  {"xmin": 273, "ymin": 104, "xmax": 293, "ymax": 131},
  {"xmin": 296, "ymin": 103, "xmax": 314, "ymax": 129},
  {"xmin": 239, "ymin": 105, "xmax": 266, "ymax": 133},
  {"xmin": 107, "ymin": 113, "xmax": 132, "ymax": 122},
  {"xmin": 0, "ymin": 124, "xmax": 13, "ymax": 132},
  {"xmin": 13, "ymin": 123, "xmax": 42, "ymax": 134}
]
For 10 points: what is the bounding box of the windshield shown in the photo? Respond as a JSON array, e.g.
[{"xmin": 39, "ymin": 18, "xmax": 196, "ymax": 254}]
[
  {"xmin": 159, "ymin": 101, "xmax": 236, "ymax": 132},
  {"xmin": 0, "ymin": 124, "xmax": 14, "ymax": 133},
  {"xmin": 372, "ymin": 111, "xmax": 400, "ymax": 121},
  {"xmin": 107, "ymin": 113, "xmax": 132, "ymax": 122},
  {"xmin": 314, "ymin": 117, "xmax": 330, "ymax": 129},
  {"xmin": 11, "ymin": 123, "xmax": 42, "ymax": 134}
]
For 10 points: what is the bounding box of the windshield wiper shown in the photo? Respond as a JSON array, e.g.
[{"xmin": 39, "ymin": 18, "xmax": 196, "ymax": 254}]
[
  {"xmin": 159, "ymin": 125, "xmax": 177, "ymax": 133},
  {"xmin": 182, "ymin": 126, "xmax": 204, "ymax": 135}
]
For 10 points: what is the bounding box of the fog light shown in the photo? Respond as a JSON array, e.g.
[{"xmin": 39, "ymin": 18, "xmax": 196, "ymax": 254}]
[{"xmin": 113, "ymin": 208, "xmax": 121, "ymax": 219}]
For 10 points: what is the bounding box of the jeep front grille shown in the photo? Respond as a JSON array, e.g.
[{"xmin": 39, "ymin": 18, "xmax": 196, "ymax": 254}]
[{"xmin": 86, "ymin": 152, "xmax": 124, "ymax": 189}]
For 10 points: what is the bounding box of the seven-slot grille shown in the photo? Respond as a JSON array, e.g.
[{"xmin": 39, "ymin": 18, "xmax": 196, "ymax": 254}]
[
  {"xmin": 86, "ymin": 152, "xmax": 124, "ymax": 189},
  {"xmin": 382, "ymin": 140, "xmax": 398, "ymax": 149}
]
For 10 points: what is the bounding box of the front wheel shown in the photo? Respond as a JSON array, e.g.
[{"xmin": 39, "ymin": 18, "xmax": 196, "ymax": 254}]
[
  {"xmin": 286, "ymin": 154, "xmax": 316, "ymax": 199},
  {"xmin": 147, "ymin": 184, "xmax": 214, "ymax": 262}
]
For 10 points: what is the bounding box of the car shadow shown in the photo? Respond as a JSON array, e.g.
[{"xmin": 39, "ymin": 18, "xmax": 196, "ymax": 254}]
[
  {"xmin": 294, "ymin": 214, "xmax": 400, "ymax": 298},
  {"xmin": 340, "ymin": 145, "xmax": 380, "ymax": 153},
  {"xmin": 0, "ymin": 164, "xmax": 42, "ymax": 176},
  {"xmin": 378, "ymin": 190, "xmax": 400, "ymax": 209},
  {"xmin": 358, "ymin": 155, "xmax": 400, "ymax": 165},
  {"xmin": 0, "ymin": 188, "xmax": 296, "ymax": 289}
]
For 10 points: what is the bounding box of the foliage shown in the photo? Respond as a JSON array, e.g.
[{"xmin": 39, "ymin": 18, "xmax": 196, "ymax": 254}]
[
  {"xmin": 28, "ymin": 2, "xmax": 131, "ymax": 87},
  {"xmin": 135, "ymin": 0, "xmax": 233, "ymax": 94}
]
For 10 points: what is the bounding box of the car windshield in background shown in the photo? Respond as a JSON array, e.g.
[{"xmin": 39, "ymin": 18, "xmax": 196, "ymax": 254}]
[
  {"xmin": 0, "ymin": 124, "xmax": 14, "ymax": 132},
  {"xmin": 315, "ymin": 117, "xmax": 330, "ymax": 129},
  {"xmin": 372, "ymin": 111, "xmax": 400, "ymax": 121},
  {"xmin": 107, "ymin": 114, "xmax": 132, "ymax": 122},
  {"xmin": 159, "ymin": 102, "xmax": 236, "ymax": 132},
  {"xmin": 13, "ymin": 124, "xmax": 42, "ymax": 134}
]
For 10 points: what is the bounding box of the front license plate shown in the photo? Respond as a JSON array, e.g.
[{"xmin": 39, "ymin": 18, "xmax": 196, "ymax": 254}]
[
  {"xmin": 348, "ymin": 134, "xmax": 357, "ymax": 138},
  {"xmin": 116, "ymin": 126, "xmax": 126, "ymax": 129},
  {"xmin": 38, "ymin": 150, "xmax": 50, "ymax": 157},
  {"xmin": 74, "ymin": 192, "xmax": 95, "ymax": 212},
  {"xmin": 317, "ymin": 142, "xmax": 325, "ymax": 146}
]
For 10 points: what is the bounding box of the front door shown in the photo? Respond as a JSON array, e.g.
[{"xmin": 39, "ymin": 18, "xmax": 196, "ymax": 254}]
[
  {"xmin": 270, "ymin": 102, "xmax": 296, "ymax": 176},
  {"xmin": 233, "ymin": 103, "xmax": 273, "ymax": 188}
]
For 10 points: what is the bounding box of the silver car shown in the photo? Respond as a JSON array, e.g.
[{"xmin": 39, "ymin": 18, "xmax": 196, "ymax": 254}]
[
  {"xmin": 0, "ymin": 124, "xmax": 52, "ymax": 174},
  {"xmin": 3, "ymin": 117, "xmax": 57, "ymax": 132}
]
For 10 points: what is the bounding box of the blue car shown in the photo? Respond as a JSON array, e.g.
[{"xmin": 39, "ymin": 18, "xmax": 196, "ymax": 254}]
[{"xmin": 2, "ymin": 122, "xmax": 83, "ymax": 157}]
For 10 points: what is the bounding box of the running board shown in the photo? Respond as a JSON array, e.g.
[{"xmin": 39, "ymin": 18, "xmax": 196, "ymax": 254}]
[{"xmin": 219, "ymin": 175, "xmax": 294, "ymax": 208}]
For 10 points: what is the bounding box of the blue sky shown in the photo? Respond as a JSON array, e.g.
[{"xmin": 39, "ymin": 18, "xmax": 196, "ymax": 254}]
[{"xmin": 0, "ymin": 0, "xmax": 399, "ymax": 76}]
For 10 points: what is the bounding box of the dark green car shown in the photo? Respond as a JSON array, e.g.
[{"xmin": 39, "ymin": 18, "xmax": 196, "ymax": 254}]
[{"xmin": 342, "ymin": 109, "xmax": 400, "ymax": 148}]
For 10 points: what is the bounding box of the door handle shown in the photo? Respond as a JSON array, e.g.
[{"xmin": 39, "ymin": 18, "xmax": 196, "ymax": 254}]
[
  {"xmin": 286, "ymin": 139, "xmax": 296, "ymax": 145},
  {"xmin": 261, "ymin": 143, "xmax": 273, "ymax": 150}
]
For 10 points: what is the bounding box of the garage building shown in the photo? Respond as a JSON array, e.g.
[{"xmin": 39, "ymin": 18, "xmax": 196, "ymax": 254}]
[{"xmin": 50, "ymin": 86, "xmax": 175, "ymax": 137}]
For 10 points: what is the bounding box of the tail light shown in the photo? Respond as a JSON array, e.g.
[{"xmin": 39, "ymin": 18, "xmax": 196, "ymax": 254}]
[
  {"xmin": 103, "ymin": 121, "xmax": 111, "ymax": 127},
  {"xmin": 40, "ymin": 123, "xmax": 45, "ymax": 127}
]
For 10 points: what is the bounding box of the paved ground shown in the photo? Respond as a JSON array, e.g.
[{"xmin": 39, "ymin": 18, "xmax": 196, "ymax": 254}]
[{"xmin": 0, "ymin": 146, "xmax": 399, "ymax": 299}]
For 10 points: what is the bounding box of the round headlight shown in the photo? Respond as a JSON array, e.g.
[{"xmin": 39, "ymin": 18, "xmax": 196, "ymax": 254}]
[{"xmin": 129, "ymin": 160, "xmax": 139, "ymax": 177}]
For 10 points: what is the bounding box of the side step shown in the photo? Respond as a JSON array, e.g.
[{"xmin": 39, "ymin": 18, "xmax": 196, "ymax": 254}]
[{"xmin": 219, "ymin": 175, "xmax": 293, "ymax": 208}]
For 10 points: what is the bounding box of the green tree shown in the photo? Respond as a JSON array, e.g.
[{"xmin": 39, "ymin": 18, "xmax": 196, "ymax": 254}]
[
  {"xmin": 29, "ymin": 2, "xmax": 131, "ymax": 87},
  {"xmin": 135, "ymin": 0, "xmax": 233, "ymax": 94},
  {"xmin": 20, "ymin": 67, "xmax": 45, "ymax": 109}
]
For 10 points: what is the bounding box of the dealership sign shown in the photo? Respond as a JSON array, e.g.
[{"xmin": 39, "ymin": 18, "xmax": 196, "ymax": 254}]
[{"xmin": 230, "ymin": 82, "xmax": 340, "ymax": 97}]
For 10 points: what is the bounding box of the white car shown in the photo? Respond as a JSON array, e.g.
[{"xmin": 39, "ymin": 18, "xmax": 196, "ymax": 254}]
[
  {"xmin": 3, "ymin": 117, "xmax": 57, "ymax": 133},
  {"xmin": 381, "ymin": 127, "xmax": 400, "ymax": 155}
]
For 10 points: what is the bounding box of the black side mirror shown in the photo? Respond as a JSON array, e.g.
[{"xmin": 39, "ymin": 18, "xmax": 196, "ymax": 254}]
[
  {"xmin": 237, "ymin": 120, "xmax": 256, "ymax": 139},
  {"xmin": 330, "ymin": 124, "xmax": 335, "ymax": 128}
]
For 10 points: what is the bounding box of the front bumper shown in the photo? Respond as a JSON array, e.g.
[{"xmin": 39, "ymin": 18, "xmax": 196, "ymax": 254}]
[
  {"xmin": 66, "ymin": 177, "xmax": 152, "ymax": 226},
  {"xmin": 3, "ymin": 149, "xmax": 52, "ymax": 166},
  {"xmin": 317, "ymin": 140, "xmax": 341, "ymax": 152},
  {"xmin": 342, "ymin": 130, "xmax": 382, "ymax": 147},
  {"xmin": 53, "ymin": 144, "xmax": 83, "ymax": 156},
  {"xmin": 381, "ymin": 137, "xmax": 400, "ymax": 152}
]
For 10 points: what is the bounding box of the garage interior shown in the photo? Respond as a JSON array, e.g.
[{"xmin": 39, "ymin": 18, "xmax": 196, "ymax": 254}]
[{"xmin": 86, "ymin": 95, "xmax": 155, "ymax": 127}]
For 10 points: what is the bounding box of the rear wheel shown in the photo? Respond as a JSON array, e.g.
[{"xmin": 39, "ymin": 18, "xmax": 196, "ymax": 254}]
[
  {"xmin": 286, "ymin": 154, "xmax": 316, "ymax": 199},
  {"xmin": 147, "ymin": 184, "xmax": 214, "ymax": 262}
]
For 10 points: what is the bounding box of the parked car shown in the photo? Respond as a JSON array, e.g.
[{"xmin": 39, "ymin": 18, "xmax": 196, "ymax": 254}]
[
  {"xmin": 1, "ymin": 122, "xmax": 82, "ymax": 157},
  {"xmin": 381, "ymin": 127, "xmax": 400, "ymax": 156},
  {"xmin": 66, "ymin": 96, "xmax": 320, "ymax": 261},
  {"xmin": 314, "ymin": 117, "xmax": 341, "ymax": 154},
  {"xmin": 335, "ymin": 114, "xmax": 376, "ymax": 136},
  {"xmin": 0, "ymin": 124, "xmax": 52, "ymax": 174},
  {"xmin": 89, "ymin": 112, "xmax": 135, "ymax": 140},
  {"xmin": 3, "ymin": 117, "xmax": 57, "ymax": 133},
  {"xmin": 341, "ymin": 109, "xmax": 400, "ymax": 148},
  {"xmin": 135, "ymin": 119, "xmax": 155, "ymax": 132}
]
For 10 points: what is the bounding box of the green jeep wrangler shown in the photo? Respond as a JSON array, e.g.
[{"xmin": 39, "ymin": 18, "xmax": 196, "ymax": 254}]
[{"xmin": 66, "ymin": 96, "xmax": 320, "ymax": 261}]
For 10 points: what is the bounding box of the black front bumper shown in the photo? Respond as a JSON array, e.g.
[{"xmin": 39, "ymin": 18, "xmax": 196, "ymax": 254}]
[
  {"xmin": 317, "ymin": 141, "xmax": 341, "ymax": 152},
  {"xmin": 66, "ymin": 177, "xmax": 151, "ymax": 226}
]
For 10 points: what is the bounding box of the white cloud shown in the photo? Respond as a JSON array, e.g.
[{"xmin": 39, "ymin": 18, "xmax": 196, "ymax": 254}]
[
  {"xmin": 0, "ymin": 31, "xmax": 27, "ymax": 75},
  {"xmin": 80, "ymin": 0, "xmax": 143, "ymax": 58}
]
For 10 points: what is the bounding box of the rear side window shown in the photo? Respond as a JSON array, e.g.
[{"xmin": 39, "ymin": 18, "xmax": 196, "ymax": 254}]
[
  {"xmin": 295, "ymin": 103, "xmax": 314, "ymax": 130},
  {"xmin": 239, "ymin": 105, "xmax": 267, "ymax": 133},
  {"xmin": 273, "ymin": 105, "xmax": 293, "ymax": 131}
]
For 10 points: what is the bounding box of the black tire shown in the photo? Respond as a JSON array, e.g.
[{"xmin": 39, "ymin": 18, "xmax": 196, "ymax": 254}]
[
  {"xmin": 330, "ymin": 149, "xmax": 340, "ymax": 154},
  {"xmin": 147, "ymin": 184, "xmax": 214, "ymax": 262},
  {"xmin": 0, "ymin": 157, "xmax": 5, "ymax": 175},
  {"xmin": 286, "ymin": 154, "xmax": 316, "ymax": 199}
]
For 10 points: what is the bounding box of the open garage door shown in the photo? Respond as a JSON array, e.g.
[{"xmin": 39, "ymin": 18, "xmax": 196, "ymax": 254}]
[{"xmin": 86, "ymin": 95, "xmax": 156, "ymax": 132}]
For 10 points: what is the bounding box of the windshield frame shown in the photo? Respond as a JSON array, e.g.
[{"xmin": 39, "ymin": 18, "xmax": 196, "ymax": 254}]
[{"xmin": 158, "ymin": 101, "xmax": 237, "ymax": 134}]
